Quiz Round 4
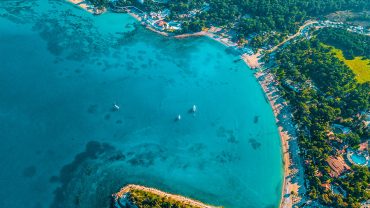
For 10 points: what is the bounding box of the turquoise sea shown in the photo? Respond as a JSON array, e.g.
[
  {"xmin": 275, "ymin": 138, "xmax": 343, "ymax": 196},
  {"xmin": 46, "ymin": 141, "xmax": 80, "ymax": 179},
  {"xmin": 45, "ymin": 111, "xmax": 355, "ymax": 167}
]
[{"xmin": 0, "ymin": 1, "xmax": 283, "ymax": 207}]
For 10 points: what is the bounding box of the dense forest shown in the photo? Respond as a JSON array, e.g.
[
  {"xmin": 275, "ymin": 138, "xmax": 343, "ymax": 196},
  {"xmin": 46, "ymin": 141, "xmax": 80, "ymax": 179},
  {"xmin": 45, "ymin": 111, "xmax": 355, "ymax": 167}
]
[
  {"xmin": 316, "ymin": 28, "xmax": 370, "ymax": 59},
  {"xmin": 273, "ymin": 38, "xmax": 370, "ymax": 207},
  {"xmin": 93, "ymin": 0, "xmax": 370, "ymax": 35},
  {"xmin": 165, "ymin": 0, "xmax": 370, "ymax": 33}
]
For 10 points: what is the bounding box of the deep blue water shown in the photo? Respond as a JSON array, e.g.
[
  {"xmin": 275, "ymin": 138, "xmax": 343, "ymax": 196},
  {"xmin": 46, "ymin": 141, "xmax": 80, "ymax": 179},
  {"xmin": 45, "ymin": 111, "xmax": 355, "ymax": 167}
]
[{"xmin": 0, "ymin": 1, "xmax": 283, "ymax": 207}]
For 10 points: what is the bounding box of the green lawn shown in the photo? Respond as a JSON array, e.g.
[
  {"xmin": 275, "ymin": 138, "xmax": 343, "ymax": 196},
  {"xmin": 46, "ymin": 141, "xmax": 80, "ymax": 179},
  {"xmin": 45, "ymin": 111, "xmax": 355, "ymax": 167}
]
[{"xmin": 325, "ymin": 45, "xmax": 370, "ymax": 83}]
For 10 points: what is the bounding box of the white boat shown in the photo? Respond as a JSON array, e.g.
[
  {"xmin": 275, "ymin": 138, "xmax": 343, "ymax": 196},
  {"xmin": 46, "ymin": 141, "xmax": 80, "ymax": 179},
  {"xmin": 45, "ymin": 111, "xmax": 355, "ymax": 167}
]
[
  {"xmin": 177, "ymin": 114, "xmax": 181, "ymax": 120},
  {"xmin": 192, "ymin": 105, "xmax": 197, "ymax": 112},
  {"xmin": 113, "ymin": 103, "xmax": 120, "ymax": 111}
]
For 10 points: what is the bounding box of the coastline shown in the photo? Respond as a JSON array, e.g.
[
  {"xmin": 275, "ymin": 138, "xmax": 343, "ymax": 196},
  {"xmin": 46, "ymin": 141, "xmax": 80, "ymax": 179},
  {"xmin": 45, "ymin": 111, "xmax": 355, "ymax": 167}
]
[
  {"xmin": 67, "ymin": 0, "xmax": 94, "ymax": 13},
  {"xmin": 114, "ymin": 184, "xmax": 219, "ymax": 208},
  {"xmin": 241, "ymin": 50, "xmax": 262, "ymax": 69},
  {"xmin": 66, "ymin": 0, "xmax": 106, "ymax": 14},
  {"xmin": 255, "ymin": 70, "xmax": 305, "ymax": 208},
  {"xmin": 65, "ymin": 2, "xmax": 303, "ymax": 207}
]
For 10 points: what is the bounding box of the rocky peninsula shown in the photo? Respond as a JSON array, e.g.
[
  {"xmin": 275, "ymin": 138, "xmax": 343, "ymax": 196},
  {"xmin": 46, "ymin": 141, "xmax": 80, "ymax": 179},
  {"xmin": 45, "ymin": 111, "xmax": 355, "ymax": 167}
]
[{"xmin": 113, "ymin": 184, "xmax": 219, "ymax": 208}]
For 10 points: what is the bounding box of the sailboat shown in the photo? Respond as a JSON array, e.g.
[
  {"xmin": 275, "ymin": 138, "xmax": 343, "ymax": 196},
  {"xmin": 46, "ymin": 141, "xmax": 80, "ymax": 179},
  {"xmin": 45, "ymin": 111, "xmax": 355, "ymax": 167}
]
[
  {"xmin": 113, "ymin": 103, "xmax": 120, "ymax": 111},
  {"xmin": 192, "ymin": 105, "xmax": 197, "ymax": 113}
]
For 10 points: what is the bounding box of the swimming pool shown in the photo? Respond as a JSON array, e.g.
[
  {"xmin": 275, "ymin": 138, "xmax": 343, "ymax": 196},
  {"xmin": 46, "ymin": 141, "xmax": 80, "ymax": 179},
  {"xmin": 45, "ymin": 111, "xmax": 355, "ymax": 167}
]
[{"xmin": 350, "ymin": 153, "xmax": 367, "ymax": 166}]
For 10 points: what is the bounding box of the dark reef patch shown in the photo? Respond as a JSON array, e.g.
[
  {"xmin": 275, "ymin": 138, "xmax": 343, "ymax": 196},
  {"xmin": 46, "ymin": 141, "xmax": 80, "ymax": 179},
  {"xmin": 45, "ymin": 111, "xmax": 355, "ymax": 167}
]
[
  {"xmin": 215, "ymin": 151, "xmax": 240, "ymax": 164},
  {"xmin": 227, "ymin": 134, "xmax": 238, "ymax": 144},
  {"xmin": 217, "ymin": 126, "xmax": 238, "ymax": 144},
  {"xmin": 50, "ymin": 141, "xmax": 119, "ymax": 208},
  {"xmin": 126, "ymin": 144, "xmax": 168, "ymax": 168},
  {"xmin": 57, "ymin": 141, "xmax": 115, "ymax": 184},
  {"xmin": 0, "ymin": 0, "xmax": 39, "ymax": 24},
  {"xmin": 254, "ymin": 115, "xmax": 259, "ymax": 124},
  {"xmin": 249, "ymin": 139, "xmax": 262, "ymax": 150}
]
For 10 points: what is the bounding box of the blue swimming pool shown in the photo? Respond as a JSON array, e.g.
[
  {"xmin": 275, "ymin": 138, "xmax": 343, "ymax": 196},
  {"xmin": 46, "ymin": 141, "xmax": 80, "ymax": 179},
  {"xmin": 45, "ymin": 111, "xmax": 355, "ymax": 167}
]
[{"xmin": 351, "ymin": 153, "xmax": 367, "ymax": 166}]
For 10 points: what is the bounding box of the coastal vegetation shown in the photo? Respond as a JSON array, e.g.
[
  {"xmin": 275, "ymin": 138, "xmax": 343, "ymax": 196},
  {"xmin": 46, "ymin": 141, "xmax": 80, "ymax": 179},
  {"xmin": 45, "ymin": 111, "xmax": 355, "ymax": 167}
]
[
  {"xmin": 316, "ymin": 28, "xmax": 370, "ymax": 83},
  {"xmin": 91, "ymin": 0, "xmax": 369, "ymax": 46},
  {"xmin": 272, "ymin": 36, "xmax": 370, "ymax": 207},
  {"xmin": 128, "ymin": 189, "xmax": 200, "ymax": 208},
  {"xmin": 113, "ymin": 185, "xmax": 218, "ymax": 208},
  {"xmin": 326, "ymin": 46, "xmax": 370, "ymax": 83},
  {"xmin": 316, "ymin": 28, "xmax": 370, "ymax": 59}
]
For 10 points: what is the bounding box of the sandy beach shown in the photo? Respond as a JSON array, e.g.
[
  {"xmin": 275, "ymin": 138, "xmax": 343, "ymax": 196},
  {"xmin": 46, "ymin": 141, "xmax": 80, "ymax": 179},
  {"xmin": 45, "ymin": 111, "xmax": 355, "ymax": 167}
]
[
  {"xmin": 114, "ymin": 184, "xmax": 219, "ymax": 208},
  {"xmin": 254, "ymin": 70, "xmax": 306, "ymax": 208},
  {"xmin": 174, "ymin": 31, "xmax": 206, "ymax": 38},
  {"xmin": 241, "ymin": 50, "xmax": 262, "ymax": 69},
  {"xmin": 66, "ymin": 0, "xmax": 106, "ymax": 14},
  {"xmin": 67, "ymin": 0, "xmax": 94, "ymax": 13}
]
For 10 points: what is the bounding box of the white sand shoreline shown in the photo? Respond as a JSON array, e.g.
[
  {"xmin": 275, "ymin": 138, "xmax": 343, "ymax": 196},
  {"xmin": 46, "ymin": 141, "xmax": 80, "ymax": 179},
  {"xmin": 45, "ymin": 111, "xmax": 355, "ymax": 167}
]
[{"xmin": 66, "ymin": 0, "xmax": 106, "ymax": 14}]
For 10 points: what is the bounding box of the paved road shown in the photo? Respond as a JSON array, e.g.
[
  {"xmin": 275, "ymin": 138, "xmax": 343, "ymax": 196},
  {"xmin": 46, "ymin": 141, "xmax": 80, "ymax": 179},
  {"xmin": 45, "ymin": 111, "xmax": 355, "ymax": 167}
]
[{"xmin": 267, "ymin": 20, "xmax": 318, "ymax": 53}]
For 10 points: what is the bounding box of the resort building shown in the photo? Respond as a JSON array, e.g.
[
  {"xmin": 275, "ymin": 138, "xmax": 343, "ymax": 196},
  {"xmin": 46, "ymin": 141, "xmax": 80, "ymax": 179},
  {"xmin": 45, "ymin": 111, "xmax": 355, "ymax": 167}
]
[
  {"xmin": 326, "ymin": 156, "xmax": 351, "ymax": 178},
  {"xmin": 153, "ymin": 20, "xmax": 168, "ymax": 30},
  {"xmin": 361, "ymin": 200, "xmax": 370, "ymax": 208},
  {"xmin": 359, "ymin": 141, "xmax": 369, "ymax": 151},
  {"xmin": 320, "ymin": 183, "xmax": 331, "ymax": 191}
]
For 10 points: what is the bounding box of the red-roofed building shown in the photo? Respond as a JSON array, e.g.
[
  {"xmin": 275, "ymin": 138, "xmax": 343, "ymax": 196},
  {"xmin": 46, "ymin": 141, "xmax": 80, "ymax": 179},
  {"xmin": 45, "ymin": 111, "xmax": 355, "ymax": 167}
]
[
  {"xmin": 321, "ymin": 183, "xmax": 331, "ymax": 191},
  {"xmin": 359, "ymin": 141, "xmax": 368, "ymax": 151},
  {"xmin": 326, "ymin": 156, "xmax": 351, "ymax": 178}
]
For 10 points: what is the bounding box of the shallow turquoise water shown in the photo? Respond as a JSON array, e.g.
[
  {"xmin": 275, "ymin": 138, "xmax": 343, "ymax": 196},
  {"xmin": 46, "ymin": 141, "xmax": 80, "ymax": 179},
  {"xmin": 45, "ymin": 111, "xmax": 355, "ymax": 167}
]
[{"xmin": 0, "ymin": 1, "xmax": 283, "ymax": 207}]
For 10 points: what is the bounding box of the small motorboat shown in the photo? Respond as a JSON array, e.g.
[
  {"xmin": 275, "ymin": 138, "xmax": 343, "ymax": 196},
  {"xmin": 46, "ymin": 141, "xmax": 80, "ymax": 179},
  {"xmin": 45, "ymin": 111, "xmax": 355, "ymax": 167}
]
[{"xmin": 177, "ymin": 114, "xmax": 181, "ymax": 121}]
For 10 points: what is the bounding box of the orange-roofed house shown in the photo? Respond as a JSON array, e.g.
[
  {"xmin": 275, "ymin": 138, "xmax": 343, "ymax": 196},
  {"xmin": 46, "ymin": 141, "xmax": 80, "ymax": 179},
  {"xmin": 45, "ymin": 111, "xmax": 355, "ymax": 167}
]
[
  {"xmin": 326, "ymin": 156, "xmax": 351, "ymax": 178},
  {"xmin": 321, "ymin": 183, "xmax": 331, "ymax": 191},
  {"xmin": 359, "ymin": 141, "xmax": 368, "ymax": 151}
]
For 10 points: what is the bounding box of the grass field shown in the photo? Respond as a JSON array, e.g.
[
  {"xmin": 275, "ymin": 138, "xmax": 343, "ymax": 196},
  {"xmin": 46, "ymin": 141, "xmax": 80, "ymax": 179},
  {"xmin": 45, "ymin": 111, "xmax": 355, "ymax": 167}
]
[{"xmin": 325, "ymin": 45, "xmax": 370, "ymax": 83}]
